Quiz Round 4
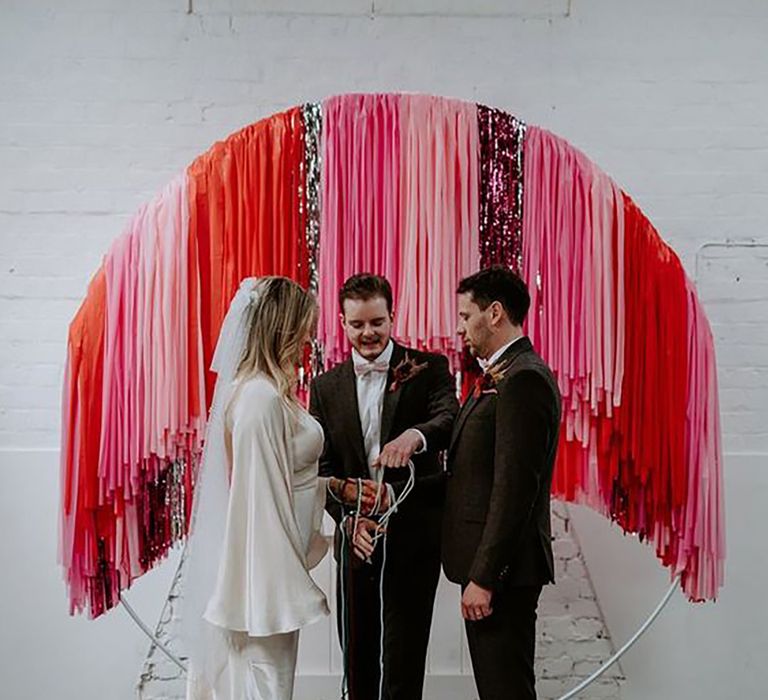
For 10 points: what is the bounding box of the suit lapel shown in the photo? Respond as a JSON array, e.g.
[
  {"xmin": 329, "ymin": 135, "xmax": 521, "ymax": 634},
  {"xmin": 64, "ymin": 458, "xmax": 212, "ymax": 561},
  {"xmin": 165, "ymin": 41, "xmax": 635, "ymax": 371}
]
[
  {"xmin": 337, "ymin": 359, "xmax": 369, "ymax": 475},
  {"xmin": 379, "ymin": 341, "xmax": 405, "ymax": 448},
  {"xmin": 448, "ymin": 337, "xmax": 534, "ymax": 456},
  {"xmin": 449, "ymin": 392, "xmax": 481, "ymax": 455}
]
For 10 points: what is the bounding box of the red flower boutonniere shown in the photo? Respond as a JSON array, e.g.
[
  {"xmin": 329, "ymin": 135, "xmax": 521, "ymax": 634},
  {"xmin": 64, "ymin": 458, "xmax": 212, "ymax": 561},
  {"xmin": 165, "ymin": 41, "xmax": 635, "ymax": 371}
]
[
  {"xmin": 472, "ymin": 358, "xmax": 513, "ymax": 399},
  {"xmin": 388, "ymin": 353, "xmax": 429, "ymax": 393},
  {"xmin": 472, "ymin": 372, "xmax": 498, "ymax": 399}
]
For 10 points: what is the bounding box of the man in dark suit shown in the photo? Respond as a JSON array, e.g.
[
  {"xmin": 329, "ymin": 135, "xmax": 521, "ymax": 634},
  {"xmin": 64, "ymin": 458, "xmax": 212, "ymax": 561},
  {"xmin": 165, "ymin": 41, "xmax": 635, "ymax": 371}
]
[
  {"xmin": 442, "ymin": 267, "xmax": 562, "ymax": 700},
  {"xmin": 309, "ymin": 273, "xmax": 458, "ymax": 700}
]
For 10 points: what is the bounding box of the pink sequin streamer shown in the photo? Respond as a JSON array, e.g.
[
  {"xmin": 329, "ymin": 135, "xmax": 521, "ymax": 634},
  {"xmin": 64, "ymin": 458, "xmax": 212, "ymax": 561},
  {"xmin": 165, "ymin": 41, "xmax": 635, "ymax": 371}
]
[{"xmin": 477, "ymin": 105, "xmax": 526, "ymax": 274}]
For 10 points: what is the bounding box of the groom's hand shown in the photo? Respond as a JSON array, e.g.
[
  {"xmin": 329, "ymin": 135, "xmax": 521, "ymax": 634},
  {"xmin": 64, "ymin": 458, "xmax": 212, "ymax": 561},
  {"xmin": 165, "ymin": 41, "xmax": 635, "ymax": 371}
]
[
  {"xmin": 462, "ymin": 581, "xmax": 493, "ymax": 621},
  {"xmin": 374, "ymin": 429, "xmax": 424, "ymax": 469}
]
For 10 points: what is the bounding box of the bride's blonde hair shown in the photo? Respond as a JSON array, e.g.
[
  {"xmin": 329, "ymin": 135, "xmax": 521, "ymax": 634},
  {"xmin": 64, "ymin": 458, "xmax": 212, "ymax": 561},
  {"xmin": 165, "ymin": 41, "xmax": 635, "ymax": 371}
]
[{"xmin": 236, "ymin": 276, "xmax": 317, "ymax": 401}]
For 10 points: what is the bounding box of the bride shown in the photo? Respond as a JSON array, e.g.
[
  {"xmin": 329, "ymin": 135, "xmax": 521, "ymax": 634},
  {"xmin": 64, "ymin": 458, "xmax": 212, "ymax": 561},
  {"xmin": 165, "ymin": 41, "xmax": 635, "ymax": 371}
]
[{"xmin": 184, "ymin": 276, "xmax": 332, "ymax": 700}]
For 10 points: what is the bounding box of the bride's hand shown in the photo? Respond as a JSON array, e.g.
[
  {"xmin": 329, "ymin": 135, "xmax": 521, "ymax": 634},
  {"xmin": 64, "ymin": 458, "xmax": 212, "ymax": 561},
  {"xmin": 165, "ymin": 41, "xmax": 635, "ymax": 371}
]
[
  {"xmin": 332, "ymin": 477, "xmax": 383, "ymax": 512},
  {"xmin": 351, "ymin": 517, "xmax": 385, "ymax": 561}
]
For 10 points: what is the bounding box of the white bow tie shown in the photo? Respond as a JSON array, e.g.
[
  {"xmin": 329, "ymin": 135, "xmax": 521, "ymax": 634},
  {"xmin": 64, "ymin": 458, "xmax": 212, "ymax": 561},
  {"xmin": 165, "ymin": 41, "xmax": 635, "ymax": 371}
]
[{"xmin": 354, "ymin": 360, "xmax": 390, "ymax": 378}]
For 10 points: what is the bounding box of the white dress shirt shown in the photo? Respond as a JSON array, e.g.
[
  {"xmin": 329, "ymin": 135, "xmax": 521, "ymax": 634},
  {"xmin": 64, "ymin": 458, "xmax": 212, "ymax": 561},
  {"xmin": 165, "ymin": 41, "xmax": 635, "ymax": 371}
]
[
  {"xmin": 479, "ymin": 334, "xmax": 524, "ymax": 373},
  {"xmin": 352, "ymin": 340, "xmax": 426, "ymax": 482}
]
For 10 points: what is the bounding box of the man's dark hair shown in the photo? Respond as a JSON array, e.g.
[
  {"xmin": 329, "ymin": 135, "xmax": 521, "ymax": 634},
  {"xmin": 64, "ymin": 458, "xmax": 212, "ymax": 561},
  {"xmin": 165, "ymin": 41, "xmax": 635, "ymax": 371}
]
[
  {"xmin": 339, "ymin": 273, "xmax": 394, "ymax": 314},
  {"xmin": 457, "ymin": 266, "xmax": 531, "ymax": 326}
]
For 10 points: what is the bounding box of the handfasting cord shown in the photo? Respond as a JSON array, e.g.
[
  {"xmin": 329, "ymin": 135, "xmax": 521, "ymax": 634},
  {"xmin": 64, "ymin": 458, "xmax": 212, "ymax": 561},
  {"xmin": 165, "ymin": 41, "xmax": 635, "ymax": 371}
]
[
  {"xmin": 337, "ymin": 462, "xmax": 416, "ymax": 700},
  {"xmin": 337, "ymin": 478, "xmax": 365, "ymax": 699},
  {"xmin": 338, "ymin": 514, "xmax": 351, "ymax": 699}
]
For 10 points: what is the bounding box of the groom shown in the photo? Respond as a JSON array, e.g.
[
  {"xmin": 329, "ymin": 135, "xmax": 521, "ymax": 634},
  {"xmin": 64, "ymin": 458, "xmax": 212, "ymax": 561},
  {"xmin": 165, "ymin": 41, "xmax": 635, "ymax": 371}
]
[
  {"xmin": 442, "ymin": 267, "xmax": 562, "ymax": 700},
  {"xmin": 309, "ymin": 273, "xmax": 457, "ymax": 700}
]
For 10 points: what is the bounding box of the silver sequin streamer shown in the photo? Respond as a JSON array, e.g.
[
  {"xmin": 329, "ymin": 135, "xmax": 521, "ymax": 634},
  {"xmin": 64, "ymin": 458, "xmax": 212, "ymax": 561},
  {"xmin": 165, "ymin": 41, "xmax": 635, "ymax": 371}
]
[
  {"xmin": 303, "ymin": 102, "xmax": 324, "ymax": 377},
  {"xmin": 303, "ymin": 102, "xmax": 322, "ymax": 297},
  {"xmin": 169, "ymin": 459, "xmax": 185, "ymax": 542}
]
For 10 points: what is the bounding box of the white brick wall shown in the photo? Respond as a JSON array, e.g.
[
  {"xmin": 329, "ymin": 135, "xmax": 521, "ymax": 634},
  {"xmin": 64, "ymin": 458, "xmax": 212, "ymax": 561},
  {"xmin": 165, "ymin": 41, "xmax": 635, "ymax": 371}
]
[
  {"xmin": 1, "ymin": 1, "xmax": 766, "ymax": 699},
  {"xmin": 2, "ymin": 0, "xmax": 767, "ymax": 450},
  {"xmin": 697, "ymin": 243, "xmax": 768, "ymax": 454}
]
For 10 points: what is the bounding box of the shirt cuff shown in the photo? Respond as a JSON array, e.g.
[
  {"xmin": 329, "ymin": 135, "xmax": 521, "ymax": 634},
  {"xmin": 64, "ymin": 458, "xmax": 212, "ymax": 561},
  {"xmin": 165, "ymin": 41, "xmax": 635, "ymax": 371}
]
[{"xmin": 410, "ymin": 428, "xmax": 427, "ymax": 454}]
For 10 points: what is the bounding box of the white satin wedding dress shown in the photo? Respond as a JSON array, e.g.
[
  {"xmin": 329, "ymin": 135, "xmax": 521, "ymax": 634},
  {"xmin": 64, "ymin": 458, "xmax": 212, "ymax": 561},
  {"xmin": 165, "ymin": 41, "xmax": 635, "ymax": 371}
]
[{"xmin": 187, "ymin": 375, "xmax": 330, "ymax": 700}]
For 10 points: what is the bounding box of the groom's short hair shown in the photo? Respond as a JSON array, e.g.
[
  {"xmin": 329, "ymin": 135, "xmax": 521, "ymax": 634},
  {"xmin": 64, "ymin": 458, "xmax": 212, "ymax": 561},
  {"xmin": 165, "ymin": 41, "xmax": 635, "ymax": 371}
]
[
  {"xmin": 339, "ymin": 273, "xmax": 394, "ymax": 314},
  {"xmin": 457, "ymin": 266, "xmax": 530, "ymax": 326}
]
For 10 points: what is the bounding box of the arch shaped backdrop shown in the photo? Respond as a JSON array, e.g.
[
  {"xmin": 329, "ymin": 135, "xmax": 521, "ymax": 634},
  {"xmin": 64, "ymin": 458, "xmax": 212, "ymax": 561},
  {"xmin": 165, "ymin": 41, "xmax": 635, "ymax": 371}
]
[{"xmin": 59, "ymin": 92, "xmax": 724, "ymax": 621}]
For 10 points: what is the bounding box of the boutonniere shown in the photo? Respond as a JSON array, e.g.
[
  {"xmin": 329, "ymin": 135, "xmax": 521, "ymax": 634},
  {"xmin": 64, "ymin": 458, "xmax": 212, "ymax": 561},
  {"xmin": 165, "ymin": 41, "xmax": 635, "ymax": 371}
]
[
  {"xmin": 388, "ymin": 353, "xmax": 428, "ymax": 393},
  {"xmin": 472, "ymin": 358, "xmax": 513, "ymax": 399}
]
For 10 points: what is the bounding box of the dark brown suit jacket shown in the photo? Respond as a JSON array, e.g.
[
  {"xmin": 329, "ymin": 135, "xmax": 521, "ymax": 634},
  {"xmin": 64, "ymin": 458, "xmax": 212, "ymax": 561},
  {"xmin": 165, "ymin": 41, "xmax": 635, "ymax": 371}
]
[
  {"xmin": 442, "ymin": 337, "xmax": 561, "ymax": 589},
  {"xmin": 309, "ymin": 341, "xmax": 458, "ymax": 557}
]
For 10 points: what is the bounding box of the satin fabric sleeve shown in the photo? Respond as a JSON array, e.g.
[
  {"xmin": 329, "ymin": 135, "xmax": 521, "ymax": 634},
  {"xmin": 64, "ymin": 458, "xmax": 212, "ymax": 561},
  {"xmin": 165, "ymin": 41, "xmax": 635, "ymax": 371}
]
[
  {"xmin": 204, "ymin": 378, "xmax": 329, "ymax": 636},
  {"xmin": 307, "ymin": 476, "xmax": 331, "ymax": 570}
]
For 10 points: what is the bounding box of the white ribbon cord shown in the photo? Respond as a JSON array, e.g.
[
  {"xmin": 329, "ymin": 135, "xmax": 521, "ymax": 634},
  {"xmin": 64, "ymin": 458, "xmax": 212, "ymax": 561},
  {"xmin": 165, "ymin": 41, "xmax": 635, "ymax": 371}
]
[
  {"xmin": 378, "ymin": 528, "xmax": 388, "ymax": 700},
  {"xmin": 338, "ymin": 516, "xmax": 352, "ymax": 699}
]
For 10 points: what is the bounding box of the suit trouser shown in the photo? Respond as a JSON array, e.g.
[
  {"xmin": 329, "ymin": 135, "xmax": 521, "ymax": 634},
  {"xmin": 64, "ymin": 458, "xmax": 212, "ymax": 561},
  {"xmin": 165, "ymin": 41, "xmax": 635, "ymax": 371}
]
[
  {"xmin": 336, "ymin": 514, "xmax": 441, "ymax": 700},
  {"xmin": 464, "ymin": 584, "xmax": 543, "ymax": 700}
]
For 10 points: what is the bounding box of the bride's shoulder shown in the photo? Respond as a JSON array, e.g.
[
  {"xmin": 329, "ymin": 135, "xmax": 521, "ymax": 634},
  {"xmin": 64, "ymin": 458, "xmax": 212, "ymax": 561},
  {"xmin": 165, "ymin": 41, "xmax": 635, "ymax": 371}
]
[
  {"xmin": 235, "ymin": 374, "xmax": 281, "ymax": 403},
  {"xmin": 229, "ymin": 374, "xmax": 284, "ymax": 420}
]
